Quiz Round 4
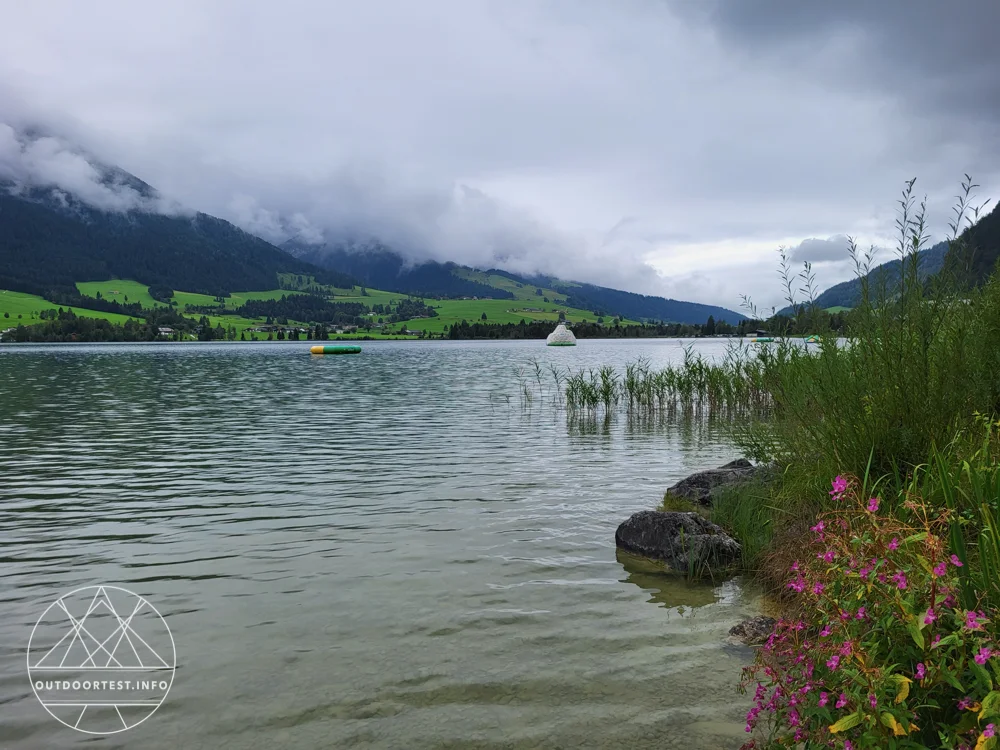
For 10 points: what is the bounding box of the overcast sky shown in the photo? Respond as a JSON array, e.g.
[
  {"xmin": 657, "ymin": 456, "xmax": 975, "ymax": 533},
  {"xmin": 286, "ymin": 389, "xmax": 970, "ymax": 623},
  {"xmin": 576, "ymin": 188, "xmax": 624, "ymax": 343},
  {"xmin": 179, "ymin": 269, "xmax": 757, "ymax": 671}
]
[{"xmin": 1, "ymin": 0, "xmax": 998, "ymax": 311}]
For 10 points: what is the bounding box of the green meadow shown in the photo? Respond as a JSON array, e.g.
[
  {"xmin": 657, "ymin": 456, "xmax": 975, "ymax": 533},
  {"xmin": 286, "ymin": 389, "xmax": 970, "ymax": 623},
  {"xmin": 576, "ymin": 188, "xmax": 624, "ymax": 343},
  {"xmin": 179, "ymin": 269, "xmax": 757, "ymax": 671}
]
[
  {"xmin": 0, "ymin": 290, "xmax": 138, "ymax": 326},
  {"xmin": 6, "ymin": 277, "xmax": 639, "ymax": 340},
  {"xmin": 451, "ymin": 268, "xmax": 571, "ymax": 302},
  {"xmin": 76, "ymin": 279, "xmax": 162, "ymax": 309}
]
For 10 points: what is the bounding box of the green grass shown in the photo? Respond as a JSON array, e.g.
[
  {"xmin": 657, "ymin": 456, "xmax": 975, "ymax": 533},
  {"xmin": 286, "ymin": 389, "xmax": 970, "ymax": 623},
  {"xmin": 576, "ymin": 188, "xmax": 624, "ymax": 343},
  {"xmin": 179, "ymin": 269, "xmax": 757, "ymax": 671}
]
[
  {"xmin": 76, "ymin": 280, "xmax": 162, "ymax": 309},
  {"xmin": 0, "ymin": 290, "xmax": 138, "ymax": 326},
  {"xmin": 26, "ymin": 277, "xmax": 647, "ymax": 340},
  {"xmin": 823, "ymin": 305, "xmax": 852, "ymax": 313},
  {"xmin": 77, "ymin": 280, "xmax": 306, "ymax": 314},
  {"xmin": 396, "ymin": 298, "xmax": 602, "ymax": 333},
  {"xmin": 452, "ymin": 268, "xmax": 570, "ymax": 301}
]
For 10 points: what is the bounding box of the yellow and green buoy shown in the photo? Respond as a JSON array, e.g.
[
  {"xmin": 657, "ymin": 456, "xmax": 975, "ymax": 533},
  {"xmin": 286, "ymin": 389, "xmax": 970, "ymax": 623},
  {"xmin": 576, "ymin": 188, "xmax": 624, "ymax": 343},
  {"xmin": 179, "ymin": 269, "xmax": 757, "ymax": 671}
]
[{"xmin": 309, "ymin": 345, "xmax": 362, "ymax": 355}]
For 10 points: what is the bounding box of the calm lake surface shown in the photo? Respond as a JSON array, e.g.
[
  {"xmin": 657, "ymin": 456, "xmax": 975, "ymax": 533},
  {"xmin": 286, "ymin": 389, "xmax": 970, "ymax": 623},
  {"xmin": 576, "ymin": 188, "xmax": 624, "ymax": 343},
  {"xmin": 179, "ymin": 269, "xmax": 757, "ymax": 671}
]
[{"xmin": 0, "ymin": 339, "xmax": 758, "ymax": 749}]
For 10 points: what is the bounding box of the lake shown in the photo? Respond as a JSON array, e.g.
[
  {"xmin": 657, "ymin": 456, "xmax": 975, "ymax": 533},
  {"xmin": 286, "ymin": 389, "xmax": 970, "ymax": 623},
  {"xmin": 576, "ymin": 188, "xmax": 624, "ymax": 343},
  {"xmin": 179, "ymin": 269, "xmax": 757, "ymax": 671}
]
[{"xmin": 0, "ymin": 339, "xmax": 758, "ymax": 749}]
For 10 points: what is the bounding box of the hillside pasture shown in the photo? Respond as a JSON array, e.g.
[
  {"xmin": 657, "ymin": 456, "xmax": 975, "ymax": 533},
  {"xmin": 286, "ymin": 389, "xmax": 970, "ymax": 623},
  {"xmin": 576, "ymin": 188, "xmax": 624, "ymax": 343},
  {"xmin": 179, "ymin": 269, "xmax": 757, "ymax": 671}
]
[{"xmin": 1, "ymin": 290, "xmax": 140, "ymax": 326}]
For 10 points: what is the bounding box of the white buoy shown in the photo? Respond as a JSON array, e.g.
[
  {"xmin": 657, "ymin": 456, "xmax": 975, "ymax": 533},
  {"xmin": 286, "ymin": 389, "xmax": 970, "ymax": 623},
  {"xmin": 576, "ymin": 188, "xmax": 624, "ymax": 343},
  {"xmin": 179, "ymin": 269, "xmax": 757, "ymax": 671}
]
[{"xmin": 546, "ymin": 323, "xmax": 577, "ymax": 346}]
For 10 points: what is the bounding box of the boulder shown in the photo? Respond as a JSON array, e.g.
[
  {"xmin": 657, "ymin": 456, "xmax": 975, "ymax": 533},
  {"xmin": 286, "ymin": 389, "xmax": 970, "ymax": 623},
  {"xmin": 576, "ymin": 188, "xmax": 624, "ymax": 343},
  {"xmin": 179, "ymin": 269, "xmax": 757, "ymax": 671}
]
[
  {"xmin": 664, "ymin": 458, "xmax": 762, "ymax": 506},
  {"xmin": 614, "ymin": 510, "xmax": 741, "ymax": 573},
  {"xmin": 729, "ymin": 616, "xmax": 777, "ymax": 646}
]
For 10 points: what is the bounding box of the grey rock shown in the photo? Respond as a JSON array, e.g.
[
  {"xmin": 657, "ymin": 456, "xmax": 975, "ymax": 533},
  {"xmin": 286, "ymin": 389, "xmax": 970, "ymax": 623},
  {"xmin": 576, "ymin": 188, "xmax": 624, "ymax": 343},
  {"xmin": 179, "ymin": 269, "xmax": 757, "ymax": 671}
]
[
  {"xmin": 729, "ymin": 616, "xmax": 777, "ymax": 645},
  {"xmin": 664, "ymin": 458, "xmax": 764, "ymax": 506},
  {"xmin": 614, "ymin": 510, "xmax": 741, "ymax": 573}
]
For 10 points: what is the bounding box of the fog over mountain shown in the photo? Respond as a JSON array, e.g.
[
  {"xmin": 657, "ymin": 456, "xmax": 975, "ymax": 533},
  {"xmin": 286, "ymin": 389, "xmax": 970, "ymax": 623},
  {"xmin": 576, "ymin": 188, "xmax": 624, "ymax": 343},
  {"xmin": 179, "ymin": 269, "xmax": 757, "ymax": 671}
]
[{"xmin": 1, "ymin": 1, "xmax": 998, "ymax": 308}]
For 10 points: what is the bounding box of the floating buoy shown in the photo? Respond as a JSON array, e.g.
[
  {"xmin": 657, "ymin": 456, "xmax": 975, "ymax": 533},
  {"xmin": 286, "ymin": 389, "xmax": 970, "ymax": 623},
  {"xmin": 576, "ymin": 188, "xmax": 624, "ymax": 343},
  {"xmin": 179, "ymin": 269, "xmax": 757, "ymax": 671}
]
[
  {"xmin": 310, "ymin": 345, "xmax": 361, "ymax": 354},
  {"xmin": 546, "ymin": 323, "xmax": 577, "ymax": 346}
]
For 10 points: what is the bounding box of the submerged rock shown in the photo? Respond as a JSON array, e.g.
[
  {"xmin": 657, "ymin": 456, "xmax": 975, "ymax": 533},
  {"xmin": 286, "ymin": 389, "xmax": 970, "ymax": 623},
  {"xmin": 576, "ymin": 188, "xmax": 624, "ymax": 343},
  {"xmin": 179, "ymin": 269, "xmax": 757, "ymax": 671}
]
[
  {"xmin": 729, "ymin": 616, "xmax": 777, "ymax": 646},
  {"xmin": 664, "ymin": 458, "xmax": 764, "ymax": 506},
  {"xmin": 614, "ymin": 510, "xmax": 741, "ymax": 573}
]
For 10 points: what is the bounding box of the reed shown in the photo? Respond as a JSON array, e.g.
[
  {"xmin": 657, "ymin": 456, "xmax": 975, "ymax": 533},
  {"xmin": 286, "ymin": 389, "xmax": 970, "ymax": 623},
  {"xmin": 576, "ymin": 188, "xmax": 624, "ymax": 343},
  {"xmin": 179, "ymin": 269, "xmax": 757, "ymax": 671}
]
[{"xmin": 561, "ymin": 346, "xmax": 772, "ymax": 417}]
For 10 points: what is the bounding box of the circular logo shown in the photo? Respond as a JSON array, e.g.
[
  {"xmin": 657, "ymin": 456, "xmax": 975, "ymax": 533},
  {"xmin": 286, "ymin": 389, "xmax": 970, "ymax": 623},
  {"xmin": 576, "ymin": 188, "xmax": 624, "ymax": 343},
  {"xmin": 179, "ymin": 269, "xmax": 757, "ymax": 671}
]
[{"xmin": 27, "ymin": 585, "xmax": 176, "ymax": 735}]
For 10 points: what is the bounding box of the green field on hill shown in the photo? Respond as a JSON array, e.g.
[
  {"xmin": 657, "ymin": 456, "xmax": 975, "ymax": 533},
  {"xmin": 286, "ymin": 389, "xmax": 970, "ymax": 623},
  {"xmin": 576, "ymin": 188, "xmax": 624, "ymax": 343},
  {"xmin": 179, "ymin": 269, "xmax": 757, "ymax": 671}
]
[
  {"xmin": 76, "ymin": 280, "xmax": 307, "ymax": 314},
  {"xmin": 0, "ymin": 290, "xmax": 138, "ymax": 326},
  {"xmin": 76, "ymin": 280, "xmax": 162, "ymax": 309},
  {"xmin": 5, "ymin": 278, "xmax": 637, "ymax": 340},
  {"xmin": 452, "ymin": 269, "xmax": 570, "ymax": 302},
  {"xmin": 395, "ymin": 298, "xmax": 605, "ymax": 333}
]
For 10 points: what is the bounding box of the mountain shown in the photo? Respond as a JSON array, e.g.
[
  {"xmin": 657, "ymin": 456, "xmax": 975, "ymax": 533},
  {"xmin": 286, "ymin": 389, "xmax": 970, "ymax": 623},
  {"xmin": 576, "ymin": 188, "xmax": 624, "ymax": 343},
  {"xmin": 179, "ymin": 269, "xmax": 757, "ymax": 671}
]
[
  {"xmin": 1, "ymin": 129, "xmax": 742, "ymax": 323},
  {"xmin": 0, "ymin": 187, "xmax": 356, "ymax": 298},
  {"xmin": 942, "ymin": 202, "xmax": 1000, "ymax": 286},
  {"xmin": 0, "ymin": 128, "xmax": 355, "ymax": 297},
  {"xmin": 542, "ymin": 277, "xmax": 743, "ymax": 325},
  {"xmin": 791, "ymin": 241, "xmax": 949, "ymax": 312},
  {"xmin": 286, "ymin": 242, "xmax": 746, "ymax": 325},
  {"xmin": 283, "ymin": 239, "xmax": 514, "ymax": 300}
]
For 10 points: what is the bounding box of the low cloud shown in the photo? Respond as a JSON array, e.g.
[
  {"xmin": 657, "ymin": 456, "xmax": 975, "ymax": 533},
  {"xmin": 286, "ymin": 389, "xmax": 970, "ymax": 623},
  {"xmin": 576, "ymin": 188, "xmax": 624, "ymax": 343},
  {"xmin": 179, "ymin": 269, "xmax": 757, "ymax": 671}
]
[
  {"xmin": 789, "ymin": 235, "xmax": 851, "ymax": 263},
  {"xmin": 0, "ymin": 2, "xmax": 997, "ymax": 310},
  {"xmin": 0, "ymin": 123, "xmax": 183, "ymax": 215}
]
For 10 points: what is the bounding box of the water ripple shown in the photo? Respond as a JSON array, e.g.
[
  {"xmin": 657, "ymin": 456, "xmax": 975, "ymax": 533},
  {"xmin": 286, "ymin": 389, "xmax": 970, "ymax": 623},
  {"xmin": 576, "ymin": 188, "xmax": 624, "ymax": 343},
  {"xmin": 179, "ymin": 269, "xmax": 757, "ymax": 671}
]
[{"xmin": 0, "ymin": 340, "xmax": 756, "ymax": 749}]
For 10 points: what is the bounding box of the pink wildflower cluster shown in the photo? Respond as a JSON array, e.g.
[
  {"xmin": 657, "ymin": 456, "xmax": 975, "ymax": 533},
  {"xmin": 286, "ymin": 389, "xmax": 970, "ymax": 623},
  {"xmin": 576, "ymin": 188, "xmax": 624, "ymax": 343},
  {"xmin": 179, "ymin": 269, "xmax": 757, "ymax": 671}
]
[{"xmin": 740, "ymin": 474, "xmax": 1000, "ymax": 750}]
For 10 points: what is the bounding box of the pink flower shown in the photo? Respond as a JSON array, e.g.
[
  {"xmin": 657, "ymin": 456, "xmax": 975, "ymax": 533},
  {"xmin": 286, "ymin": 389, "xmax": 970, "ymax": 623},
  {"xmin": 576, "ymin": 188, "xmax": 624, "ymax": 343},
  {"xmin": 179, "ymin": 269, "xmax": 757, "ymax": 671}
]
[
  {"xmin": 984, "ymin": 724, "xmax": 996, "ymax": 739},
  {"xmin": 924, "ymin": 608, "xmax": 937, "ymax": 625},
  {"xmin": 818, "ymin": 549, "xmax": 835, "ymax": 563},
  {"xmin": 855, "ymin": 607, "xmax": 866, "ymax": 620},
  {"xmin": 836, "ymin": 692, "xmax": 848, "ymax": 708},
  {"xmin": 820, "ymin": 624, "xmax": 832, "ymax": 637},
  {"xmin": 967, "ymin": 611, "xmax": 983, "ymax": 630},
  {"xmin": 976, "ymin": 647, "xmax": 992, "ymax": 665},
  {"xmin": 958, "ymin": 697, "xmax": 973, "ymax": 710},
  {"xmin": 818, "ymin": 691, "xmax": 829, "ymax": 707},
  {"xmin": 892, "ymin": 572, "xmax": 908, "ymax": 590},
  {"xmin": 839, "ymin": 640, "xmax": 853, "ymax": 657},
  {"xmin": 790, "ymin": 561, "xmax": 799, "ymax": 572},
  {"xmin": 844, "ymin": 742, "xmax": 854, "ymax": 750},
  {"xmin": 933, "ymin": 561, "xmax": 948, "ymax": 577},
  {"xmin": 951, "ymin": 554, "xmax": 964, "ymax": 567},
  {"xmin": 811, "ymin": 521, "xmax": 825, "ymax": 534},
  {"xmin": 888, "ymin": 537, "xmax": 899, "ymax": 550},
  {"xmin": 830, "ymin": 475, "xmax": 847, "ymax": 497},
  {"xmin": 812, "ymin": 582, "xmax": 825, "ymax": 595},
  {"xmin": 932, "ymin": 634, "xmax": 941, "ymax": 647},
  {"xmin": 915, "ymin": 662, "xmax": 926, "ymax": 679},
  {"xmin": 826, "ymin": 654, "xmax": 841, "ymax": 670},
  {"xmin": 867, "ymin": 496, "xmax": 879, "ymax": 512},
  {"xmin": 868, "ymin": 693, "xmax": 877, "ymax": 709}
]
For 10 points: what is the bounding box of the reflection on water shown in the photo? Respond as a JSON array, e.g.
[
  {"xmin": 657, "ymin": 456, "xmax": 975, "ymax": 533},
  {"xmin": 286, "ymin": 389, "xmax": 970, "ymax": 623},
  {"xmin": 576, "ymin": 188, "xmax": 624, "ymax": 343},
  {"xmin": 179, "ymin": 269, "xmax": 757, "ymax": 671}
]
[
  {"xmin": 616, "ymin": 550, "xmax": 726, "ymax": 611},
  {"xmin": 0, "ymin": 339, "xmax": 758, "ymax": 749}
]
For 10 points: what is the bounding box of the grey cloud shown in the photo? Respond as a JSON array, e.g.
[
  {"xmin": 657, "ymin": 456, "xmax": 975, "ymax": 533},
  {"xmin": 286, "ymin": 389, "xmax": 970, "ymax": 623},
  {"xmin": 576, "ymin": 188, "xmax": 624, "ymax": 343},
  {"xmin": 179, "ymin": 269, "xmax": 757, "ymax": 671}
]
[
  {"xmin": 0, "ymin": 123, "xmax": 184, "ymax": 214},
  {"xmin": 679, "ymin": 0, "xmax": 1000, "ymax": 123},
  {"xmin": 0, "ymin": 1, "xmax": 996, "ymax": 309},
  {"xmin": 789, "ymin": 236, "xmax": 851, "ymax": 264}
]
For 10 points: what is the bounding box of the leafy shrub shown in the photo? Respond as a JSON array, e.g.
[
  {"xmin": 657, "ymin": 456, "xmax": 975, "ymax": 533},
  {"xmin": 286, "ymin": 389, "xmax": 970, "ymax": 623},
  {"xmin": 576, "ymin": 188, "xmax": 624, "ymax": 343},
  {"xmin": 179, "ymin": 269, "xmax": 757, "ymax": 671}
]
[{"xmin": 740, "ymin": 475, "xmax": 1000, "ymax": 749}]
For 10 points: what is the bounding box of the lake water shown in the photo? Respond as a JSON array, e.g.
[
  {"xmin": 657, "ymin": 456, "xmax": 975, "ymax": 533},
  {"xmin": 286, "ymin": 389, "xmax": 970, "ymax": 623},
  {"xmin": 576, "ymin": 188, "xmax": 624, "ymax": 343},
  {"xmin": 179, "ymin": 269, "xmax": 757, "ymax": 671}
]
[{"xmin": 0, "ymin": 339, "xmax": 759, "ymax": 749}]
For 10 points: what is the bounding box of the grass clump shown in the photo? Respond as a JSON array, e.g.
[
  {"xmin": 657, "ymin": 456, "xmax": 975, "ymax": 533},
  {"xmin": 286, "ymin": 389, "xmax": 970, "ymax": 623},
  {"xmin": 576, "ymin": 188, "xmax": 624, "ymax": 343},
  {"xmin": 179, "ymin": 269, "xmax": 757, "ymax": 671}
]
[{"xmin": 737, "ymin": 177, "xmax": 997, "ymax": 488}]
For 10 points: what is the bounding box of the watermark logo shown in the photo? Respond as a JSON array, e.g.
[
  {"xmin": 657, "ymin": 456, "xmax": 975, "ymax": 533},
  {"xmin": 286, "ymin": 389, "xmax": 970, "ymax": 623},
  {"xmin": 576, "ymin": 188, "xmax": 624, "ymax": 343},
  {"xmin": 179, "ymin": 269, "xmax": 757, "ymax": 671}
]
[{"xmin": 27, "ymin": 585, "xmax": 176, "ymax": 735}]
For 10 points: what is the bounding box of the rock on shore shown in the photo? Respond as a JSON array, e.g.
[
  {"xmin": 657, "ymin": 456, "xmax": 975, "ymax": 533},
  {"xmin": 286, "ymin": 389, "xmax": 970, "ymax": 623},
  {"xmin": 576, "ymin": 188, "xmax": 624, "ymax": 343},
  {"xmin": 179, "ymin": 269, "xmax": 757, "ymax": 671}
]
[
  {"xmin": 663, "ymin": 458, "xmax": 766, "ymax": 506},
  {"xmin": 614, "ymin": 510, "xmax": 741, "ymax": 572},
  {"xmin": 728, "ymin": 616, "xmax": 777, "ymax": 646}
]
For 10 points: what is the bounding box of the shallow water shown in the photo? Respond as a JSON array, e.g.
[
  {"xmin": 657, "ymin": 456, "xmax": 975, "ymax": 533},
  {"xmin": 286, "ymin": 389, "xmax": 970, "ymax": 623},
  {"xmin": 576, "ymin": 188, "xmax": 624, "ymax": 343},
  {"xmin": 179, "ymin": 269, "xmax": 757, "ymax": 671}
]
[{"xmin": 0, "ymin": 339, "xmax": 758, "ymax": 748}]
